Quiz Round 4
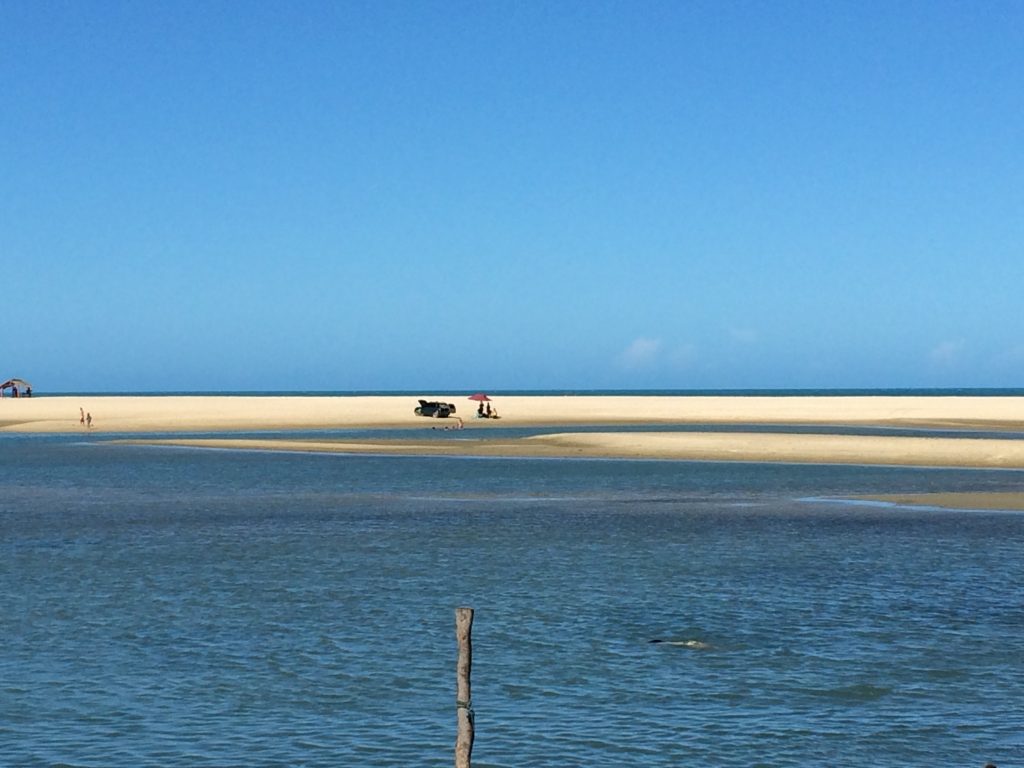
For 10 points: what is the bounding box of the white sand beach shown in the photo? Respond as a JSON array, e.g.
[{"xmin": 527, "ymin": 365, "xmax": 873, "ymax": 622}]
[{"xmin": 4, "ymin": 394, "xmax": 1024, "ymax": 434}]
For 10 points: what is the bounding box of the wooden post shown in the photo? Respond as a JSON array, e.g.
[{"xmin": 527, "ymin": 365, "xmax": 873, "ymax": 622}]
[{"xmin": 455, "ymin": 607, "xmax": 474, "ymax": 768}]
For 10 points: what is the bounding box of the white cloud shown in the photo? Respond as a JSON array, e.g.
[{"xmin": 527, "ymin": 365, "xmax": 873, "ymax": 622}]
[
  {"xmin": 618, "ymin": 337, "xmax": 662, "ymax": 369},
  {"xmin": 929, "ymin": 339, "xmax": 965, "ymax": 367}
]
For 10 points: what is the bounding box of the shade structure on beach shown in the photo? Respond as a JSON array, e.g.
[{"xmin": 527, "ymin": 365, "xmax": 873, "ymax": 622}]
[
  {"xmin": 468, "ymin": 393, "xmax": 491, "ymax": 401},
  {"xmin": 2, "ymin": 378, "xmax": 31, "ymax": 391}
]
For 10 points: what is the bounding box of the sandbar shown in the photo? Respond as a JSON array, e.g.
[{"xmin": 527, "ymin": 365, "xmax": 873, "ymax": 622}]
[
  {"xmin": 119, "ymin": 429, "xmax": 1024, "ymax": 470},
  {"xmin": 7, "ymin": 394, "xmax": 1024, "ymax": 472},
  {"xmin": 4, "ymin": 394, "xmax": 1024, "ymax": 433}
]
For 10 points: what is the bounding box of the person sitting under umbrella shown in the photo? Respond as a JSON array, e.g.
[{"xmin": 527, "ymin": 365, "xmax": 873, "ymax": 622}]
[{"xmin": 470, "ymin": 393, "xmax": 498, "ymax": 419}]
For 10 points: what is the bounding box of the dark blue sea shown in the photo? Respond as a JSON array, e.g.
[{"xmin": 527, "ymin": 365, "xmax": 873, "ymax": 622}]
[{"xmin": 3, "ymin": 419, "xmax": 1024, "ymax": 766}]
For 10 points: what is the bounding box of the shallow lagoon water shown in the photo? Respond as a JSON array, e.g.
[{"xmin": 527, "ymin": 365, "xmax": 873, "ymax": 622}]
[{"xmin": 2, "ymin": 435, "xmax": 1023, "ymax": 766}]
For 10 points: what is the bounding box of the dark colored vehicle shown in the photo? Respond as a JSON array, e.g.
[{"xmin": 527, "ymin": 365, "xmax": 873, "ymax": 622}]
[{"xmin": 415, "ymin": 399, "xmax": 457, "ymax": 418}]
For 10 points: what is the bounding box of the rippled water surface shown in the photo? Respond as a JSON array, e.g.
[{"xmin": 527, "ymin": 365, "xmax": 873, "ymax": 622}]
[{"xmin": 3, "ymin": 436, "xmax": 1023, "ymax": 766}]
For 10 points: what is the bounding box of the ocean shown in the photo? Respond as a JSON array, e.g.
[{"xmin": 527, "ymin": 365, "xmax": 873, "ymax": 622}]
[{"xmin": 2, "ymin": 419, "xmax": 1023, "ymax": 766}]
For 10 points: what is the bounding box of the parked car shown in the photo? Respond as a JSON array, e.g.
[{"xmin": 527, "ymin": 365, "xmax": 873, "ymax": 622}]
[{"xmin": 415, "ymin": 399, "xmax": 457, "ymax": 418}]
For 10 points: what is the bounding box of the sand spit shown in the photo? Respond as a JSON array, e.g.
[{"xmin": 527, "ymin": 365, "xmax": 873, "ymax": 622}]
[
  {"xmin": 117, "ymin": 430, "xmax": 1024, "ymax": 470},
  {"xmin": 9, "ymin": 395, "xmax": 1024, "ymax": 474}
]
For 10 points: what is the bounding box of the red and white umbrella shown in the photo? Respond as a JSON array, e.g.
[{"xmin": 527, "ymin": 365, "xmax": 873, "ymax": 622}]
[{"xmin": 467, "ymin": 393, "xmax": 491, "ymax": 402}]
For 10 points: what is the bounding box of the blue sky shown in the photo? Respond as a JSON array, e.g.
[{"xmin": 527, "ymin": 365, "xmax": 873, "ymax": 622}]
[{"xmin": 3, "ymin": 1, "xmax": 1023, "ymax": 392}]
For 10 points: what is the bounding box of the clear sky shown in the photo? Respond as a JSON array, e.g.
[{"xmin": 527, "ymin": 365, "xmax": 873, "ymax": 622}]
[{"xmin": 3, "ymin": 1, "xmax": 1023, "ymax": 392}]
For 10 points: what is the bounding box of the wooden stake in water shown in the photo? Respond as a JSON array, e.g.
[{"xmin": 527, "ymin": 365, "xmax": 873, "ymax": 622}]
[{"xmin": 455, "ymin": 607, "xmax": 474, "ymax": 768}]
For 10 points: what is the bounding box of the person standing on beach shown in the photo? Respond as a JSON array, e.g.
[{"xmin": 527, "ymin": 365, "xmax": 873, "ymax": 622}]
[
  {"xmin": 86, "ymin": 412, "xmax": 92, "ymax": 429},
  {"xmin": 80, "ymin": 408, "xmax": 85, "ymax": 425}
]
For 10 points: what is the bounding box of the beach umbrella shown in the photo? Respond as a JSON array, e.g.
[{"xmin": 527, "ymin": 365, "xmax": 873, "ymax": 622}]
[{"xmin": 467, "ymin": 393, "xmax": 491, "ymax": 401}]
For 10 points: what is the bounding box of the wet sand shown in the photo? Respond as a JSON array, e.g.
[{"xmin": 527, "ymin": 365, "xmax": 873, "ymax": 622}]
[
  {"xmin": 117, "ymin": 429, "xmax": 1024, "ymax": 469},
  {"xmin": 859, "ymin": 492, "xmax": 1024, "ymax": 512}
]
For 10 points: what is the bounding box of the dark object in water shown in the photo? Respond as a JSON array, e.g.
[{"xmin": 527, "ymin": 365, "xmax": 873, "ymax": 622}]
[{"xmin": 649, "ymin": 638, "xmax": 712, "ymax": 649}]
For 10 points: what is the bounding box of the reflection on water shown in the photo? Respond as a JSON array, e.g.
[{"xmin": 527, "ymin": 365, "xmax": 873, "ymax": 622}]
[{"xmin": 2, "ymin": 437, "xmax": 1023, "ymax": 766}]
